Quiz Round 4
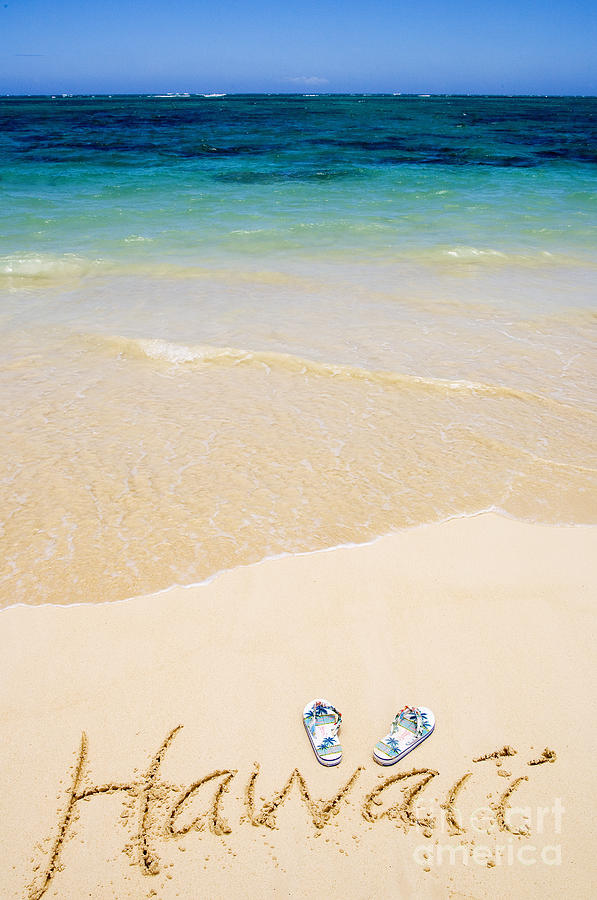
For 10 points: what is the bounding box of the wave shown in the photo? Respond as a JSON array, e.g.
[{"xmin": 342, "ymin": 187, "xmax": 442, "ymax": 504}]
[
  {"xmin": 1, "ymin": 245, "xmax": 595, "ymax": 290},
  {"xmin": 82, "ymin": 334, "xmax": 597, "ymax": 417},
  {"xmin": 0, "ymin": 254, "xmax": 313, "ymax": 288},
  {"xmin": 432, "ymin": 245, "xmax": 592, "ymax": 267},
  {"xmin": 0, "ymin": 253, "xmax": 101, "ymax": 283}
]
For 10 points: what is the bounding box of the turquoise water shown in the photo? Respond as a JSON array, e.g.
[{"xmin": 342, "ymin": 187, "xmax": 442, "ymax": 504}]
[
  {"xmin": 1, "ymin": 96, "xmax": 596, "ymax": 606},
  {"xmin": 1, "ymin": 95, "xmax": 596, "ymax": 270}
]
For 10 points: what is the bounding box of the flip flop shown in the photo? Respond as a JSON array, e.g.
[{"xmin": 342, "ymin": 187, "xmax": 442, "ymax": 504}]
[
  {"xmin": 373, "ymin": 705, "xmax": 435, "ymax": 766},
  {"xmin": 303, "ymin": 698, "xmax": 343, "ymax": 766}
]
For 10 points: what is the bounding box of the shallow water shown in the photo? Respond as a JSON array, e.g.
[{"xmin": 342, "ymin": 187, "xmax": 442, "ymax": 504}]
[{"xmin": 1, "ymin": 95, "xmax": 596, "ymax": 606}]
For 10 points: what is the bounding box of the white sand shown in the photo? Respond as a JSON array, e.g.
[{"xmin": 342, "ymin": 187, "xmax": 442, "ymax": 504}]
[{"xmin": 1, "ymin": 513, "xmax": 596, "ymax": 899}]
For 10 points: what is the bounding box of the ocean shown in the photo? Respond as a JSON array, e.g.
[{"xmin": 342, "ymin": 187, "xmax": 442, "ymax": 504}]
[{"xmin": 1, "ymin": 94, "xmax": 596, "ymax": 606}]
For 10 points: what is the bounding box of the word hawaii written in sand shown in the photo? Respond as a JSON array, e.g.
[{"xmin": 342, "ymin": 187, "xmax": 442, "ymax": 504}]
[{"xmin": 27, "ymin": 725, "xmax": 558, "ymax": 899}]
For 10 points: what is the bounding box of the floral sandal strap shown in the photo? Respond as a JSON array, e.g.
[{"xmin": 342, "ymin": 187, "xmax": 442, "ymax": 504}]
[
  {"xmin": 392, "ymin": 706, "xmax": 424, "ymax": 736},
  {"xmin": 304, "ymin": 700, "xmax": 342, "ymax": 737}
]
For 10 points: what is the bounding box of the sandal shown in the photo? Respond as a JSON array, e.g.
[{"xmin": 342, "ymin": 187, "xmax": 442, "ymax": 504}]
[
  {"xmin": 303, "ymin": 698, "xmax": 343, "ymax": 766},
  {"xmin": 373, "ymin": 706, "xmax": 435, "ymax": 766}
]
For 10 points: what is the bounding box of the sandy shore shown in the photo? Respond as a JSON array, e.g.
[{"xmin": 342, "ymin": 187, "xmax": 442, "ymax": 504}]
[{"xmin": 1, "ymin": 513, "xmax": 596, "ymax": 899}]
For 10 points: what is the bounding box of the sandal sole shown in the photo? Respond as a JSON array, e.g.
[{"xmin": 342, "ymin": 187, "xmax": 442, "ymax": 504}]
[{"xmin": 373, "ymin": 723, "xmax": 435, "ymax": 766}]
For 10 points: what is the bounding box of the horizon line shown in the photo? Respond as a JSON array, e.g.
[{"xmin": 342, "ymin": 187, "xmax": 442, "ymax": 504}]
[{"xmin": 2, "ymin": 91, "xmax": 597, "ymax": 99}]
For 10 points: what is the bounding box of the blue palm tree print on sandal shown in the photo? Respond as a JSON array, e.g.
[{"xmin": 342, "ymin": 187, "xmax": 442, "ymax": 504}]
[{"xmin": 303, "ymin": 698, "xmax": 343, "ymax": 767}]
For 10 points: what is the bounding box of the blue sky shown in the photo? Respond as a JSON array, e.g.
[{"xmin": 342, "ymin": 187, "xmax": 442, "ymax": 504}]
[{"xmin": 1, "ymin": 0, "xmax": 596, "ymax": 95}]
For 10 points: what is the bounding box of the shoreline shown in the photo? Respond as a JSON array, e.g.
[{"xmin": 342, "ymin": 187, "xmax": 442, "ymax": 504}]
[
  {"xmin": 2, "ymin": 512, "xmax": 596, "ymax": 898},
  {"xmin": 2, "ymin": 505, "xmax": 594, "ymax": 613}
]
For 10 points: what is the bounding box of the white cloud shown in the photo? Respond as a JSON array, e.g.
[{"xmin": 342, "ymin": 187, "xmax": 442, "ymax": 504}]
[{"xmin": 285, "ymin": 76, "xmax": 329, "ymax": 86}]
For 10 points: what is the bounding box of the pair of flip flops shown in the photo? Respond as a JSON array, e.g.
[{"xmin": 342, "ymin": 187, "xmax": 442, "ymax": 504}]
[{"xmin": 303, "ymin": 698, "xmax": 435, "ymax": 767}]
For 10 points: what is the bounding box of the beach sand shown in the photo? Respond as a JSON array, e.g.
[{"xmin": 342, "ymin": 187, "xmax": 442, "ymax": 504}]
[{"xmin": 1, "ymin": 512, "xmax": 596, "ymax": 899}]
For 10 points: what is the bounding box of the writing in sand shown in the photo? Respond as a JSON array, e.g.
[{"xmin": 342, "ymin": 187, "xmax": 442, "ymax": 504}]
[{"xmin": 28, "ymin": 725, "xmax": 558, "ymax": 899}]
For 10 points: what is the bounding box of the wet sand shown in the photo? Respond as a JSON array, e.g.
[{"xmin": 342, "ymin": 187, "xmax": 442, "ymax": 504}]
[
  {"xmin": 1, "ymin": 513, "xmax": 596, "ymax": 899},
  {"xmin": 3, "ymin": 272, "xmax": 596, "ymax": 609}
]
